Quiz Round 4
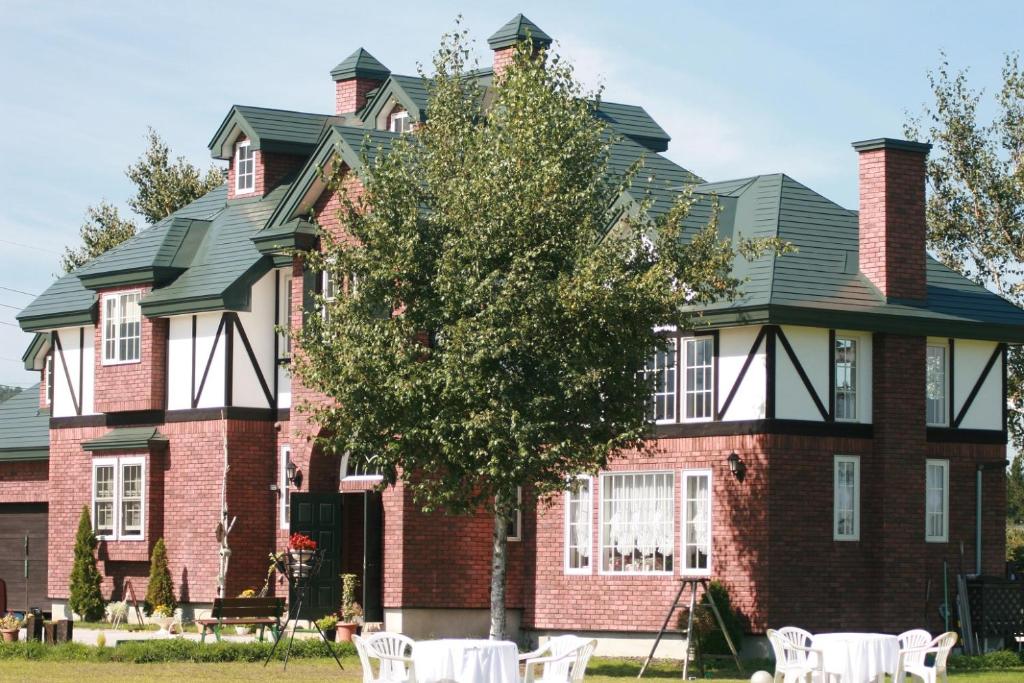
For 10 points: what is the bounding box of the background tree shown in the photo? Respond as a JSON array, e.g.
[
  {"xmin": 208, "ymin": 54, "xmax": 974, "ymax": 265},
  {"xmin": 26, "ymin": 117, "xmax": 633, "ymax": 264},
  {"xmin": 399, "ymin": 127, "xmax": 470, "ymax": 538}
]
[
  {"xmin": 61, "ymin": 128, "xmax": 224, "ymax": 272},
  {"xmin": 69, "ymin": 506, "xmax": 104, "ymax": 621},
  {"xmin": 0, "ymin": 385, "xmax": 23, "ymax": 403},
  {"xmin": 293, "ymin": 28, "xmax": 781, "ymax": 639},
  {"xmin": 145, "ymin": 537, "xmax": 176, "ymax": 613}
]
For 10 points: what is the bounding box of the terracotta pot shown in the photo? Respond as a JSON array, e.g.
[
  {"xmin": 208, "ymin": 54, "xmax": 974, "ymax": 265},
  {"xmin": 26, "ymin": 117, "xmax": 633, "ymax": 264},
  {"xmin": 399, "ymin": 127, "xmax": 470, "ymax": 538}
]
[
  {"xmin": 336, "ymin": 622, "xmax": 358, "ymax": 642},
  {"xmin": 1, "ymin": 628, "xmax": 19, "ymax": 643}
]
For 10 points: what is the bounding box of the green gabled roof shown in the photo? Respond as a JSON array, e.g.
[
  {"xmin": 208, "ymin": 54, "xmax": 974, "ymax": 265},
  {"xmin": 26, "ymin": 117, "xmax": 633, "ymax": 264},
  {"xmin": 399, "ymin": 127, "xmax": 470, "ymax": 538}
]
[
  {"xmin": 209, "ymin": 105, "xmax": 334, "ymax": 160},
  {"xmin": 17, "ymin": 272, "xmax": 97, "ymax": 332},
  {"xmin": 75, "ymin": 188, "xmax": 224, "ymax": 289},
  {"xmin": 594, "ymin": 101, "xmax": 671, "ymax": 153},
  {"xmin": 0, "ymin": 386, "xmax": 48, "ymax": 462},
  {"xmin": 82, "ymin": 426, "xmax": 167, "ymax": 452},
  {"xmin": 21, "ymin": 333, "xmax": 49, "ymax": 371},
  {"xmin": 606, "ymin": 132, "xmax": 702, "ymax": 219},
  {"xmin": 360, "ymin": 74, "xmax": 430, "ymax": 125},
  {"xmin": 487, "ymin": 14, "xmax": 552, "ymax": 49},
  {"xmin": 331, "ymin": 47, "xmax": 391, "ymax": 82},
  {"xmin": 141, "ymin": 184, "xmax": 292, "ymax": 316}
]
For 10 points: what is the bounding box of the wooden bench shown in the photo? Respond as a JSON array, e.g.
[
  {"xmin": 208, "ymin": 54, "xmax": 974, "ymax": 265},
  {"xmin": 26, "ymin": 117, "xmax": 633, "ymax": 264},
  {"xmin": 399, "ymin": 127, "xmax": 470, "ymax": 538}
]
[{"xmin": 197, "ymin": 597, "xmax": 285, "ymax": 643}]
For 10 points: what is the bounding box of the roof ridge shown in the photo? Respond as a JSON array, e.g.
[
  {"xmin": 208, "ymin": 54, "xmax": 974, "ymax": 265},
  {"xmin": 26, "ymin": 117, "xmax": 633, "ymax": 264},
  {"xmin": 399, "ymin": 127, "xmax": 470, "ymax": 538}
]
[{"xmin": 232, "ymin": 103, "xmax": 331, "ymax": 118}]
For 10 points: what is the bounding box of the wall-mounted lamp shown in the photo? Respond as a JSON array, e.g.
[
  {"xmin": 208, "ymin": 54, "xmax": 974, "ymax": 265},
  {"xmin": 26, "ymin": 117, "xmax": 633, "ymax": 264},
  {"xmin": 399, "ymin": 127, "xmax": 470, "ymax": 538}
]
[
  {"xmin": 286, "ymin": 459, "xmax": 303, "ymax": 489},
  {"xmin": 727, "ymin": 452, "xmax": 746, "ymax": 481}
]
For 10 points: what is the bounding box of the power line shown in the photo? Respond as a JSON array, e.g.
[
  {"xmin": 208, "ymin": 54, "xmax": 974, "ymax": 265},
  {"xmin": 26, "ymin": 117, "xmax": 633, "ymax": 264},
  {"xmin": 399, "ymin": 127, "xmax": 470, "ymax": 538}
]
[
  {"xmin": 0, "ymin": 302, "xmax": 23, "ymax": 311},
  {"xmin": 0, "ymin": 321, "xmax": 22, "ymax": 328},
  {"xmin": 0, "ymin": 286, "xmax": 37, "ymax": 297},
  {"xmin": 0, "ymin": 238, "xmax": 61, "ymax": 255}
]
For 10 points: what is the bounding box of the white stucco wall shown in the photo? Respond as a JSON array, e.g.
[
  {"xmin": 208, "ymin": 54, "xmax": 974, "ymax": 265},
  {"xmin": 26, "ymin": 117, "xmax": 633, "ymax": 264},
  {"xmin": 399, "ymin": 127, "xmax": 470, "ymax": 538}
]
[
  {"xmin": 953, "ymin": 339, "xmax": 1002, "ymax": 430},
  {"xmin": 717, "ymin": 325, "xmax": 766, "ymax": 421},
  {"xmin": 775, "ymin": 326, "xmax": 830, "ymax": 421},
  {"xmin": 51, "ymin": 325, "xmax": 95, "ymax": 417},
  {"xmin": 232, "ymin": 270, "xmax": 277, "ymax": 409},
  {"xmin": 167, "ymin": 311, "xmax": 226, "ymax": 410}
]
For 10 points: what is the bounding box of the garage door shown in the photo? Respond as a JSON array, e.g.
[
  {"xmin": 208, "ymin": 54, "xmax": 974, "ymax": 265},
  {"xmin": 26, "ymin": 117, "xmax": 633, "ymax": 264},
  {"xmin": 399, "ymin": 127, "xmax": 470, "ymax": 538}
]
[{"xmin": 0, "ymin": 503, "xmax": 48, "ymax": 612}]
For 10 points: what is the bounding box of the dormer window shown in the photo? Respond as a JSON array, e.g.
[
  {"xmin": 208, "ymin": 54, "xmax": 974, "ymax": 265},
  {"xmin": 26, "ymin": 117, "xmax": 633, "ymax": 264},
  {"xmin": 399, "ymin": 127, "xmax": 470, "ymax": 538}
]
[
  {"xmin": 390, "ymin": 110, "xmax": 411, "ymax": 134},
  {"xmin": 235, "ymin": 140, "xmax": 255, "ymax": 194}
]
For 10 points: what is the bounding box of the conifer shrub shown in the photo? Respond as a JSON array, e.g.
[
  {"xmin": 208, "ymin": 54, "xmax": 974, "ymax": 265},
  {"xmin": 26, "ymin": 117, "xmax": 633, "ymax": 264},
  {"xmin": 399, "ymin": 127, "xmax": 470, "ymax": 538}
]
[
  {"xmin": 68, "ymin": 506, "xmax": 105, "ymax": 621},
  {"xmin": 144, "ymin": 538, "xmax": 176, "ymax": 614}
]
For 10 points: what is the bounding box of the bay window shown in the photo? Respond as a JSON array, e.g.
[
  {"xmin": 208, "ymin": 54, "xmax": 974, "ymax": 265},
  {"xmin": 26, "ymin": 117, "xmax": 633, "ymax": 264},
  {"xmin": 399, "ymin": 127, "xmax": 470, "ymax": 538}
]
[
  {"xmin": 682, "ymin": 337, "xmax": 714, "ymax": 420},
  {"xmin": 926, "ymin": 459, "xmax": 949, "ymax": 542},
  {"xmin": 564, "ymin": 477, "xmax": 592, "ymax": 573},
  {"xmin": 92, "ymin": 456, "xmax": 145, "ymax": 540},
  {"xmin": 682, "ymin": 470, "xmax": 712, "ymax": 574},
  {"xmin": 926, "ymin": 344, "xmax": 948, "ymax": 426},
  {"xmin": 102, "ymin": 291, "xmax": 142, "ymax": 364},
  {"xmin": 600, "ymin": 471, "xmax": 674, "ymax": 573},
  {"xmin": 644, "ymin": 334, "xmax": 715, "ymax": 424}
]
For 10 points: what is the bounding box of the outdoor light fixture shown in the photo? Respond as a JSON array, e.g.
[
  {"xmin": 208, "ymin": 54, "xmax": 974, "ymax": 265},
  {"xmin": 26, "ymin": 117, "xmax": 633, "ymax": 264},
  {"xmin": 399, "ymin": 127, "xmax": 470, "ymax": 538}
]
[
  {"xmin": 727, "ymin": 452, "xmax": 746, "ymax": 480},
  {"xmin": 286, "ymin": 459, "xmax": 302, "ymax": 488}
]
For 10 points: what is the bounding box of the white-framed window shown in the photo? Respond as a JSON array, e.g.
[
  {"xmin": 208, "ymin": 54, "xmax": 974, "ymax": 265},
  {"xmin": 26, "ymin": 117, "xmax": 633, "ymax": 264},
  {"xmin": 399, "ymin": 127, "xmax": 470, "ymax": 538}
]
[
  {"xmin": 390, "ymin": 110, "xmax": 412, "ymax": 134},
  {"xmin": 682, "ymin": 336, "xmax": 714, "ymax": 421},
  {"xmin": 278, "ymin": 271, "xmax": 293, "ymax": 359},
  {"xmin": 644, "ymin": 338, "xmax": 676, "ymax": 422},
  {"xmin": 279, "ymin": 445, "xmax": 292, "ymax": 530},
  {"xmin": 340, "ymin": 451, "xmax": 383, "ymax": 480},
  {"xmin": 234, "ymin": 140, "xmax": 255, "ymax": 194},
  {"xmin": 834, "ymin": 336, "xmax": 858, "ymax": 421},
  {"xmin": 321, "ymin": 270, "xmax": 339, "ymax": 321},
  {"xmin": 507, "ymin": 487, "xmax": 522, "ymax": 542},
  {"xmin": 102, "ymin": 291, "xmax": 142, "ymax": 364},
  {"xmin": 926, "ymin": 344, "xmax": 948, "ymax": 426},
  {"xmin": 92, "ymin": 456, "xmax": 146, "ymax": 541},
  {"xmin": 45, "ymin": 354, "xmax": 53, "ymax": 406},
  {"xmin": 926, "ymin": 459, "xmax": 950, "ymax": 542},
  {"xmin": 564, "ymin": 476, "xmax": 592, "ymax": 574},
  {"xmin": 600, "ymin": 471, "xmax": 674, "ymax": 574},
  {"xmin": 833, "ymin": 455, "xmax": 860, "ymax": 541},
  {"xmin": 682, "ymin": 469, "xmax": 712, "ymax": 575}
]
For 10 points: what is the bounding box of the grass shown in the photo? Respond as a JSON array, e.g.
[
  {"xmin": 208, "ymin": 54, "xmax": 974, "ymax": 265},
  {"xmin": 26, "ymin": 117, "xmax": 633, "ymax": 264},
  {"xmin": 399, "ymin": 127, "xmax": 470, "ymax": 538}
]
[
  {"xmin": 72, "ymin": 621, "xmax": 160, "ymax": 632},
  {"xmin": 0, "ymin": 656, "xmax": 1022, "ymax": 683}
]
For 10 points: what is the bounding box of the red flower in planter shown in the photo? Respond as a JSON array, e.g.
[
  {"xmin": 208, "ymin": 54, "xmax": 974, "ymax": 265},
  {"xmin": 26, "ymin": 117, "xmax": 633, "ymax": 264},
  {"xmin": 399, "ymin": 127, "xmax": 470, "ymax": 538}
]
[{"xmin": 288, "ymin": 533, "xmax": 317, "ymax": 551}]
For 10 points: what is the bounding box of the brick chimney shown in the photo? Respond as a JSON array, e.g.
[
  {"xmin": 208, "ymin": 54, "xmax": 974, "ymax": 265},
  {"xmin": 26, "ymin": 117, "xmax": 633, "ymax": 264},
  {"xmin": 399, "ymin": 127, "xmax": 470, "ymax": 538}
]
[
  {"xmin": 331, "ymin": 48, "xmax": 390, "ymax": 116},
  {"xmin": 488, "ymin": 13, "xmax": 552, "ymax": 78},
  {"xmin": 851, "ymin": 138, "xmax": 932, "ymax": 302}
]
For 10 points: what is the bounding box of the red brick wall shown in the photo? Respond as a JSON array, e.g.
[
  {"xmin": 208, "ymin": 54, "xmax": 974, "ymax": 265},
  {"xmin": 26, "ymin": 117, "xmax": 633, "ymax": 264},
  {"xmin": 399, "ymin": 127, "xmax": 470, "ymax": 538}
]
[
  {"xmin": 93, "ymin": 285, "xmax": 166, "ymax": 413},
  {"xmin": 493, "ymin": 47, "xmax": 515, "ymax": 78},
  {"xmin": 0, "ymin": 459, "xmax": 48, "ymax": 503},
  {"xmin": 336, "ymin": 79, "xmax": 382, "ymax": 115},
  {"xmin": 226, "ymin": 136, "xmax": 306, "ymax": 201},
  {"xmin": 857, "ymin": 146, "xmax": 927, "ymax": 300}
]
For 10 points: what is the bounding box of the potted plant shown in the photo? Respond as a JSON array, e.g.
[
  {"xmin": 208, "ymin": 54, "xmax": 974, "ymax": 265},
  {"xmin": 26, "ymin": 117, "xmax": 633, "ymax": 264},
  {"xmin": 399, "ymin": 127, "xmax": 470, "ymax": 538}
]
[
  {"xmin": 287, "ymin": 533, "xmax": 317, "ymax": 579},
  {"xmin": 315, "ymin": 614, "xmax": 338, "ymax": 641},
  {"xmin": 105, "ymin": 600, "xmax": 129, "ymax": 629},
  {"xmin": 0, "ymin": 613, "xmax": 22, "ymax": 643},
  {"xmin": 235, "ymin": 589, "xmax": 257, "ymax": 635},
  {"xmin": 336, "ymin": 573, "xmax": 362, "ymax": 642},
  {"xmin": 152, "ymin": 604, "xmax": 175, "ymax": 635}
]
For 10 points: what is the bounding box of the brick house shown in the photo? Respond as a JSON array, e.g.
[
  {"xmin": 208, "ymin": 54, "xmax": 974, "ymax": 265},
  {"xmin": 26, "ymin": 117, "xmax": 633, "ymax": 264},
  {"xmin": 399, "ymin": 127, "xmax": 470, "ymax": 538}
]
[{"xmin": 5, "ymin": 14, "xmax": 1024, "ymax": 654}]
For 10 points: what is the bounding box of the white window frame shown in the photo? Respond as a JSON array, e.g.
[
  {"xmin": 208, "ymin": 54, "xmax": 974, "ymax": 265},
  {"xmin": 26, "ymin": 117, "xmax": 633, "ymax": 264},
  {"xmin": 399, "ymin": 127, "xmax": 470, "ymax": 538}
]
[
  {"xmin": 278, "ymin": 270, "xmax": 293, "ymax": 360},
  {"xmin": 681, "ymin": 336, "xmax": 715, "ymax": 422},
  {"xmin": 644, "ymin": 337, "xmax": 677, "ymax": 424},
  {"xmin": 926, "ymin": 459, "xmax": 950, "ymax": 542},
  {"xmin": 507, "ymin": 486, "xmax": 522, "ymax": 542},
  {"xmin": 599, "ymin": 470, "xmax": 675, "ymax": 576},
  {"xmin": 91, "ymin": 455, "xmax": 146, "ymax": 541},
  {"xmin": 834, "ymin": 335, "xmax": 859, "ymax": 422},
  {"xmin": 101, "ymin": 290, "xmax": 142, "ymax": 365},
  {"xmin": 681, "ymin": 469, "xmax": 713, "ymax": 576},
  {"xmin": 340, "ymin": 451, "xmax": 384, "ymax": 482},
  {"xmin": 833, "ymin": 455, "xmax": 860, "ymax": 541},
  {"xmin": 390, "ymin": 110, "xmax": 411, "ymax": 134},
  {"xmin": 279, "ymin": 446, "xmax": 292, "ymax": 530},
  {"xmin": 563, "ymin": 476, "xmax": 592, "ymax": 575},
  {"xmin": 44, "ymin": 354, "xmax": 53, "ymax": 406},
  {"xmin": 234, "ymin": 140, "xmax": 255, "ymax": 194},
  {"xmin": 926, "ymin": 342, "xmax": 949, "ymax": 427}
]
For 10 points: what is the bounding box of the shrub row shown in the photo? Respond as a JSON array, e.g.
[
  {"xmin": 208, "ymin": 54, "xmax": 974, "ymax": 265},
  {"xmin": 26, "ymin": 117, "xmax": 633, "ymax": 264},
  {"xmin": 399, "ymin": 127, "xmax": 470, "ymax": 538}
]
[
  {"xmin": 948, "ymin": 650, "xmax": 1024, "ymax": 671},
  {"xmin": 0, "ymin": 639, "xmax": 355, "ymax": 663}
]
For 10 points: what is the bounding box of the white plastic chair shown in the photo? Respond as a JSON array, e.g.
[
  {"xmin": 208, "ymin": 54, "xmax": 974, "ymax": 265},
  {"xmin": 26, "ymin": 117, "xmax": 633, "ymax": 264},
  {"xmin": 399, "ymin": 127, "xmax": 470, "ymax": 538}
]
[
  {"xmin": 777, "ymin": 626, "xmax": 815, "ymax": 666},
  {"xmin": 766, "ymin": 629, "xmax": 829, "ymax": 683},
  {"xmin": 896, "ymin": 629, "xmax": 933, "ymax": 670},
  {"xmin": 894, "ymin": 631, "xmax": 957, "ymax": 683},
  {"xmin": 519, "ymin": 635, "xmax": 597, "ymax": 683},
  {"xmin": 353, "ymin": 632, "xmax": 417, "ymax": 683}
]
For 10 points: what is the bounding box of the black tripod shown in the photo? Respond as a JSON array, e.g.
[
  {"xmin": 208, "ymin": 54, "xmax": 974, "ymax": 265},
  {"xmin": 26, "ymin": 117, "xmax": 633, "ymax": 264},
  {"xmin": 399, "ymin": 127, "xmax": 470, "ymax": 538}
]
[
  {"xmin": 637, "ymin": 577, "xmax": 742, "ymax": 680},
  {"xmin": 263, "ymin": 549, "xmax": 344, "ymax": 671}
]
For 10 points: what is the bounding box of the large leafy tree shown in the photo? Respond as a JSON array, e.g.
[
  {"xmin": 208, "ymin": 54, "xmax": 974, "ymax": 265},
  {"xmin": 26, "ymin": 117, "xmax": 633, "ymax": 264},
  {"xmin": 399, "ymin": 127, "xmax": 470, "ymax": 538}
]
[
  {"xmin": 293, "ymin": 27, "xmax": 780, "ymax": 638},
  {"xmin": 61, "ymin": 129, "xmax": 223, "ymax": 272},
  {"xmin": 905, "ymin": 53, "xmax": 1024, "ymax": 451}
]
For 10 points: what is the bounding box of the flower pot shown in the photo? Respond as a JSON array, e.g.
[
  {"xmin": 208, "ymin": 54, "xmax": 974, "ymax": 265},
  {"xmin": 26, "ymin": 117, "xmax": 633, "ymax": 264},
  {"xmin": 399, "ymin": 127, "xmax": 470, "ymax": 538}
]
[
  {"xmin": 323, "ymin": 628, "xmax": 337, "ymax": 642},
  {"xmin": 336, "ymin": 622, "xmax": 357, "ymax": 642},
  {"xmin": 288, "ymin": 548, "xmax": 315, "ymax": 579},
  {"xmin": 1, "ymin": 628, "xmax": 20, "ymax": 643},
  {"xmin": 235, "ymin": 625, "xmax": 255, "ymax": 636},
  {"xmin": 156, "ymin": 617, "xmax": 175, "ymax": 635}
]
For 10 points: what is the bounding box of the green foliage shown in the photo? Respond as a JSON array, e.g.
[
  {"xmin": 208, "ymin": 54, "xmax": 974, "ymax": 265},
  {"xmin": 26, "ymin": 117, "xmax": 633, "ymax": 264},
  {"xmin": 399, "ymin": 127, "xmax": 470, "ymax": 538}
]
[
  {"xmin": 948, "ymin": 650, "xmax": 1024, "ymax": 671},
  {"xmin": 1007, "ymin": 523, "xmax": 1024, "ymax": 563},
  {"xmin": 905, "ymin": 52, "xmax": 1024, "ymax": 452},
  {"xmin": 339, "ymin": 573, "xmax": 360, "ymax": 622},
  {"xmin": 675, "ymin": 581, "xmax": 745, "ymax": 656},
  {"xmin": 68, "ymin": 506, "xmax": 105, "ymax": 622},
  {"xmin": 144, "ymin": 538, "xmax": 176, "ymax": 613},
  {"xmin": 0, "ymin": 385, "xmax": 23, "ymax": 403},
  {"xmin": 126, "ymin": 127, "xmax": 224, "ymax": 225},
  {"xmin": 1008, "ymin": 455, "xmax": 1024, "ymax": 525},
  {"xmin": 315, "ymin": 614, "xmax": 338, "ymax": 630},
  {"xmin": 0, "ymin": 639, "xmax": 355, "ymax": 663},
  {"xmin": 60, "ymin": 201, "xmax": 137, "ymax": 273}
]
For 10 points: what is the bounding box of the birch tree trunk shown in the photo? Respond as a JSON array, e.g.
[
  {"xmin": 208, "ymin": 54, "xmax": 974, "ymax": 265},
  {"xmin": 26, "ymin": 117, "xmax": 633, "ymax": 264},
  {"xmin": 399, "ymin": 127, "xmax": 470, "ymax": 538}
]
[{"xmin": 489, "ymin": 492, "xmax": 511, "ymax": 641}]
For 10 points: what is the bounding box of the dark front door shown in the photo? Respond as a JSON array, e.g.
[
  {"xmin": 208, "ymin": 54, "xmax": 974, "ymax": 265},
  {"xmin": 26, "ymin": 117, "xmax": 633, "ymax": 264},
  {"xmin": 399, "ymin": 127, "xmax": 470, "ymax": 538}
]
[
  {"xmin": 0, "ymin": 503, "xmax": 48, "ymax": 613},
  {"xmin": 289, "ymin": 493, "xmax": 342, "ymax": 620},
  {"xmin": 363, "ymin": 491, "xmax": 383, "ymax": 623}
]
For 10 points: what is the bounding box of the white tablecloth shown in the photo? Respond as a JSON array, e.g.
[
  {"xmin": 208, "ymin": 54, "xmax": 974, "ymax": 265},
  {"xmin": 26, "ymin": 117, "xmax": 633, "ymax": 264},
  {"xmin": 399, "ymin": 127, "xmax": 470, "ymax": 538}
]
[
  {"xmin": 412, "ymin": 639, "xmax": 519, "ymax": 683},
  {"xmin": 812, "ymin": 633, "xmax": 899, "ymax": 683}
]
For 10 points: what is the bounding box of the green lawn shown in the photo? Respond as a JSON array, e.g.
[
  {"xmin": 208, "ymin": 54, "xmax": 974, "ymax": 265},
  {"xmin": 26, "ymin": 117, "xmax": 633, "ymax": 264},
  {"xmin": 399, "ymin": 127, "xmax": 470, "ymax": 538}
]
[{"xmin": 0, "ymin": 657, "xmax": 1022, "ymax": 683}]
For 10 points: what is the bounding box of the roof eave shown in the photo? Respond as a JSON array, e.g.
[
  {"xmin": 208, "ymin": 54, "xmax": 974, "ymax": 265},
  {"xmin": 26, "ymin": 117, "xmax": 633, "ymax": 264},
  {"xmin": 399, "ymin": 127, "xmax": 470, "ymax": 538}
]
[
  {"xmin": 17, "ymin": 305, "xmax": 98, "ymax": 333},
  {"xmin": 0, "ymin": 448, "xmax": 49, "ymax": 462}
]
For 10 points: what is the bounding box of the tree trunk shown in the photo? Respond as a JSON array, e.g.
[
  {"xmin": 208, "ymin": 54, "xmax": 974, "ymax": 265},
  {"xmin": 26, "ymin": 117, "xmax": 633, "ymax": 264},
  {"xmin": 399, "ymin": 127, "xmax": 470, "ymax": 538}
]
[{"xmin": 489, "ymin": 493, "xmax": 511, "ymax": 641}]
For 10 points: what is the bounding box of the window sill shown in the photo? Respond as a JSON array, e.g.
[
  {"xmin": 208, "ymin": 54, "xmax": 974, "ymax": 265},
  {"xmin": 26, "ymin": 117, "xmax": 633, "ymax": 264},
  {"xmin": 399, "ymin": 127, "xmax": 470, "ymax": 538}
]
[{"xmin": 100, "ymin": 358, "xmax": 142, "ymax": 367}]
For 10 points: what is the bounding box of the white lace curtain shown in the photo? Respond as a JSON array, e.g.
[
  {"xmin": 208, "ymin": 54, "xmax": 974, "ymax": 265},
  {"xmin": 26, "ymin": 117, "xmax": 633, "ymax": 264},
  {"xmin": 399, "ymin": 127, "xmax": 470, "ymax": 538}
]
[
  {"xmin": 607, "ymin": 473, "xmax": 674, "ymax": 561},
  {"xmin": 570, "ymin": 481, "xmax": 591, "ymax": 559}
]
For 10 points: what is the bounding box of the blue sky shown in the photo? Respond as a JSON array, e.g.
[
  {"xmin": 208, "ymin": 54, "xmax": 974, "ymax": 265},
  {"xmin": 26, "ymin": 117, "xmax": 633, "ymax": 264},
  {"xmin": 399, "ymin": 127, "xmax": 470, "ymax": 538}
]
[{"xmin": 0, "ymin": 0, "xmax": 1021, "ymax": 389}]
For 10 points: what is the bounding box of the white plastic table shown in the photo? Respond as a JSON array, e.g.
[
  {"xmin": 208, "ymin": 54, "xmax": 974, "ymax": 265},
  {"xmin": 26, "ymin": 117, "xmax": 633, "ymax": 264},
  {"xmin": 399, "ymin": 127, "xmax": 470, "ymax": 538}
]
[
  {"xmin": 412, "ymin": 638, "xmax": 520, "ymax": 683},
  {"xmin": 811, "ymin": 632, "xmax": 899, "ymax": 683}
]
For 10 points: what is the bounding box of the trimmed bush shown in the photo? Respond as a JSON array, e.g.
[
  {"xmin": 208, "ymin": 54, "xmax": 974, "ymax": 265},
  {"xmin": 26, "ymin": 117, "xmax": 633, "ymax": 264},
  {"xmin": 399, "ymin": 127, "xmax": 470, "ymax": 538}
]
[
  {"xmin": 948, "ymin": 650, "xmax": 1024, "ymax": 671},
  {"xmin": 0, "ymin": 639, "xmax": 356, "ymax": 663},
  {"xmin": 145, "ymin": 538, "xmax": 176, "ymax": 614},
  {"xmin": 68, "ymin": 506, "xmax": 104, "ymax": 622},
  {"xmin": 675, "ymin": 580, "xmax": 745, "ymax": 656}
]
